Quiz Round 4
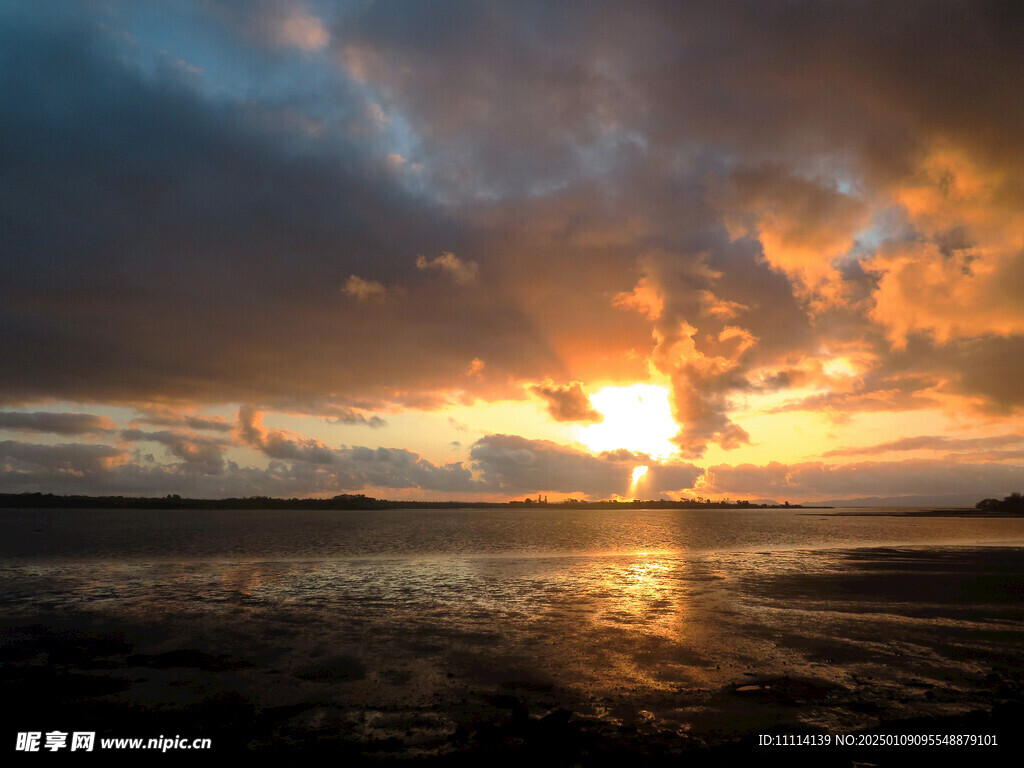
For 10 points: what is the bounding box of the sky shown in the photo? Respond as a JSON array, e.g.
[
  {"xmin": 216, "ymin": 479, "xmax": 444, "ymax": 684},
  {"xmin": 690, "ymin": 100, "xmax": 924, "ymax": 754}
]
[{"xmin": 2, "ymin": 0, "xmax": 1023, "ymax": 504}]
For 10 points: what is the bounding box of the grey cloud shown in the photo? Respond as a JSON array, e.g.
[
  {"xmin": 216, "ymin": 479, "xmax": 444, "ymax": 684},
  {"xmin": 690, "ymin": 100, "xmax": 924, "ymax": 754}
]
[
  {"xmin": 237, "ymin": 406, "xmax": 336, "ymax": 464},
  {"xmin": 133, "ymin": 411, "xmax": 234, "ymax": 433},
  {"xmin": 0, "ymin": 440, "xmax": 127, "ymax": 483},
  {"xmin": 645, "ymin": 462, "xmax": 705, "ymax": 495},
  {"xmin": 469, "ymin": 434, "xmax": 701, "ymax": 498},
  {"xmin": 325, "ymin": 408, "xmax": 387, "ymax": 428},
  {"xmin": 529, "ymin": 380, "xmax": 602, "ymax": 423},
  {"xmin": 236, "ymin": 405, "xmax": 481, "ymax": 491},
  {"xmin": 0, "ymin": 428, "xmax": 483, "ymax": 497},
  {"xmin": 120, "ymin": 429, "xmax": 229, "ymax": 474},
  {"xmin": 0, "ymin": 454, "xmax": 473, "ymax": 499},
  {"xmin": 701, "ymin": 459, "xmax": 1024, "ymax": 501},
  {"xmin": 470, "ymin": 434, "xmax": 632, "ymax": 498},
  {"xmin": 0, "ymin": 13, "xmax": 561, "ymax": 410},
  {"xmin": 0, "ymin": 411, "xmax": 115, "ymax": 435}
]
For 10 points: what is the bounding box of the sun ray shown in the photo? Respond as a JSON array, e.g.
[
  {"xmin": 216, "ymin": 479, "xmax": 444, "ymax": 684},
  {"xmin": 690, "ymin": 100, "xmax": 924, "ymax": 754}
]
[{"xmin": 629, "ymin": 464, "xmax": 649, "ymax": 497}]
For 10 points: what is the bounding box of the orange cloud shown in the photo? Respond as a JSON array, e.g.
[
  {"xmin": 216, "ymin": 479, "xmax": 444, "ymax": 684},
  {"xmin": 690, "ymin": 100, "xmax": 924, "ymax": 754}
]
[
  {"xmin": 613, "ymin": 276, "xmax": 663, "ymax": 321},
  {"xmin": 415, "ymin": 252, "xmax": 479, "ymax": 285},
  {"xmin": 718, "ymin": 164, "xmax": 870, "ymax": 309},
  {"xmin": 867, "ymin": 146, "xmax": 1024, "ymax": 346}
]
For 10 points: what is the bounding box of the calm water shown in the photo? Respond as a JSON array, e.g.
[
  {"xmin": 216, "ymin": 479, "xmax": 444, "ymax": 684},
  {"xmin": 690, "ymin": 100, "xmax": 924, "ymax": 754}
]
[
  {"xmin": 3, "ymin": 507, "xmax": 1023, "ymax": 748},
  {"xmin": 2, "ymin": 506, "xmax": 1023, "ymax": 562}
]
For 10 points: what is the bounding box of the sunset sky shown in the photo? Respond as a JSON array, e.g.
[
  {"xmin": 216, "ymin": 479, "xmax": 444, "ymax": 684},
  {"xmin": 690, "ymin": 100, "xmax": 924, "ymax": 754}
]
[{"xmin": 2, "ymin": 1, "xmax": 1023, "ymax": 504}]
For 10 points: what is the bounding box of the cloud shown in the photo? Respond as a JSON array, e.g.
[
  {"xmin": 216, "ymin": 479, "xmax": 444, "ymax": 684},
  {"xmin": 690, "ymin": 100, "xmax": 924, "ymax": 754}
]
[
  {"xmin": 342, "ymin": 275, "xmax": 389, "ymax": 302},
  {"xmin": 469, "ymin": 434, "xmax": 632, "ymax": 497},
  {"xmin": 327, "ymin": 0, "xmax": 1024, "ymax": 423},
  {"xmin": 469, "ymin": 434, "xmax": 702, "ymax": 498},
  {"xmin": 700, "ymin": 458, "xmax": 1024, "ymax": 501},
  {"xmin": 765, "ymin": 377, "xmax": 941, "ymax": 417},
  {"xmin": 0, "ymin": 411, "xmax": 115, "ymax": 435},
  {"xmin": 0, "ymin": 440, "xmax": 127, "ymax": 486},
  {"xmin": 235, "ymin": 405, "xmax": 482, "ymax": 491},
  {"xmin": 716, "ymin": 164, "xmax": 869, "ymax": 308},
  {"xmin": 415, "ymin": 252, "xmax": 479, "ymax": 285},
  {"xmin": 237, "ymin": 406, "xmax": 337, "ymax": 464},
  {"xmin": 325, "ymin": 408, "xmax": 386, "ymax": 428},
  {"xmin": 823, "ymin": 434, "xmax": 1024, "ymax": 458},
  {"xmin": 3, "ymin": 1, "xmax": 1024, "ymax": 502},
  {"xmin": 131, "ymin": 407, "xmax": 234, "ymax": 432},
  {"xmin": 529, "ymin": 380, "xmax": 602, "ymax": 423},
  {"xmin": 120, "ymin": 429, "xmax": 228, "ymax": 474},
  {"xmin": 1, "ymin": 417, "xmax": 485, "ymax": 496},
  {"xmin": 201, "ymin": 0, "xmax": 329, "ymax": 51},
  {"xmin": 278, "ymin": 10, "xmax": 329, "ymax": 51},
  {"xmin": 864, "ymin": 148, "xmax": 1024, "ymax": 348},
  {"xmin": 0, "ymin": 15, "xmax": 562, "ymax": 411}
]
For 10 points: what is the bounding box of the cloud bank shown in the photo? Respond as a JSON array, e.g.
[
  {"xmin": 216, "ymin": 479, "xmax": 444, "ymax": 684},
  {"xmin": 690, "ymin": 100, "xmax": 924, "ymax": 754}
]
[{"xmin": 2, "ymin": 2, "xmax": 1022, "ymax": 500}]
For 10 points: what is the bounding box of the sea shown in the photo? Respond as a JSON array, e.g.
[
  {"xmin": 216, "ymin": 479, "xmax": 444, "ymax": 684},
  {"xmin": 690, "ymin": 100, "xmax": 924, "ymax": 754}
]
[{"xmin": 2, "ymin": 506, "xmax": 1023, "ymax": 759}]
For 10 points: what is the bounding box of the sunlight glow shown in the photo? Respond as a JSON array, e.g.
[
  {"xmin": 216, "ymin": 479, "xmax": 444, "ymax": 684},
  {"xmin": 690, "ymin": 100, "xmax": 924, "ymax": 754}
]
[
  {"xmin": 823, "ymin": 356, "xmax": 858, "ymax": 378},
  {"xmin": 578, "ymin": 384, "xmax": 677, "ymax": 459},
  {"xmin": 629, "ymin": 464, "xmax": 649, "ymax": 498}
]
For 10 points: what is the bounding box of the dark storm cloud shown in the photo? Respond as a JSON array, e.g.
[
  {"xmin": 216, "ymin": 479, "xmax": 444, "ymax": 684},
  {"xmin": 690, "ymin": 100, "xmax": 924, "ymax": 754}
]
[
  {"xmin": 0, "ymin": 10, "xmax": 559, "ymax": 411},
  {"xmin": 528, "ymin": 380, "xmax": 602, "ymax": 423},
  {"xmin": 332, "ymin": 0, "xmax": 1024, "ymax": 194},
  {"xmin": 0, "ymin": 411, "xmax": 115, "ymax": 435}
]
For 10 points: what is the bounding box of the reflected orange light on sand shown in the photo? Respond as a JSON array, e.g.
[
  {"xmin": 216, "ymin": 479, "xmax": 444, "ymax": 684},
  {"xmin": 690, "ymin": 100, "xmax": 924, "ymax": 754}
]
[{"xmin": 588, "ymin": 556, "xmax": 684, "ymax": 645}]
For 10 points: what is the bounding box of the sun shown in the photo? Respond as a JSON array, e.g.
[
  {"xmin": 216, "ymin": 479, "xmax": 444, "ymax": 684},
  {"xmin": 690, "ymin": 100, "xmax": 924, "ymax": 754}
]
[{"xmin": 578, "ymin": 383, "xmax": 677, "ymax": 460}]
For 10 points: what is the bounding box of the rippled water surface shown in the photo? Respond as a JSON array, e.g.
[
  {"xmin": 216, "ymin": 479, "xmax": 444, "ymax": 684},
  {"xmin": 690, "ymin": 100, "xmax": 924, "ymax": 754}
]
[{"xmin": 3, "ymin": 506, "xmax": 1023, "ymax": 562}]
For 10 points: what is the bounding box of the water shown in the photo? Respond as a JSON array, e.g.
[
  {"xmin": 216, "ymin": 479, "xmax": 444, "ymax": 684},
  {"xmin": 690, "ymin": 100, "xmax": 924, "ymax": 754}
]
[
  {"xmin": 3, "ymin": 506, "xmax": 1022, "ymax": 562},
  {"xmin": 2, "ymin": 507, "xmax": 1023, "ymax": 751}
]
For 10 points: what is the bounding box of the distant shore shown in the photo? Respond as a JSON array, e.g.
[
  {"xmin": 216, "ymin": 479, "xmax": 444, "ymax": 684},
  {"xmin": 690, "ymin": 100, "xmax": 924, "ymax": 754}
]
[
  {"xmin": 0, "ymin": 492, "xmax": 813, "ymax": 511},
  {"xmin": 806, "ymin": 509, "xmax": 1024, "ymax": 518}
]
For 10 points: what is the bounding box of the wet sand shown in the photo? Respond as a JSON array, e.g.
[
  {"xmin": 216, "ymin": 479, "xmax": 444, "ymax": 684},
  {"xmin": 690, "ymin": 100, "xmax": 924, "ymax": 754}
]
[{"xmin": 3, "ymin": 545, "xmax": 1023, "ymax": 765}]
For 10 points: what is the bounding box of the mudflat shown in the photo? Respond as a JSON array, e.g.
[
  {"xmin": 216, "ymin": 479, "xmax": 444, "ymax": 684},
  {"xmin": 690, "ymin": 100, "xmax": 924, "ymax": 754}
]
[{"xmin": 3, "ymin": 544, "xmax": 1023, "ymax": 764}]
